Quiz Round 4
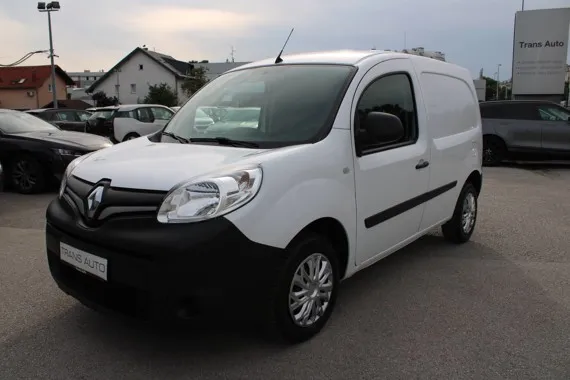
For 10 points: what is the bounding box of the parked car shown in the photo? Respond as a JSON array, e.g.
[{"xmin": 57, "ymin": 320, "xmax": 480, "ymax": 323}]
[
  {"xmin": 480, "ymin": 100, "xmax": 570, "ymax": 165},
  {"xmin": 0, "ymin": 110, "xmax": 113, "ymax": 194},
  {"xmin": 171, "ymin": 106, "xmax": 181, "ymax": 112},
  {"xmin": 45, "ymin": 50, "xmax": 482, "ymax": 343},
  {"xmin": 86, "ymin": 104, "xmax": 175, "ymax": 142},
  {"xmin": 0, "ymin": 162, "xmax": 3, "ymax": 192},
  {"xmin": 26, "ymin": 108, "xmax": 92, "ymax": 133},
  {"xmin": 198, "ymin": 106, "xmax": 260, "ymax": 134}
]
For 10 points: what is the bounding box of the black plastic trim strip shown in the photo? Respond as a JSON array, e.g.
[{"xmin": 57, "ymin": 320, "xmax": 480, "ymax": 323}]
[{"xmin": 364, "ymin": 181, "xmax": 457, "ymax": 229}]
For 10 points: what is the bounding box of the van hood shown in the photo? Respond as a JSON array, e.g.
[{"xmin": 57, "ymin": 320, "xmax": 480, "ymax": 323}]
[{"xmin": 72, "ymin": 136, "xmax": 301, "ymax": 191}]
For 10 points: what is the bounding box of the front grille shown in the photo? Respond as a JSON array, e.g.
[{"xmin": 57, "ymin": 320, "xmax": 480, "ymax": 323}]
[{"xmin": 64, "ymin": 175, "xmax": 167, "ymax": 224}]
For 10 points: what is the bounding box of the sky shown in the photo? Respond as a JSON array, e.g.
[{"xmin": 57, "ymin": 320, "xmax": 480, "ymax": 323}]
[{"xmin": 0, "ymin": 0, "xmax": 569, "ymax": 79}]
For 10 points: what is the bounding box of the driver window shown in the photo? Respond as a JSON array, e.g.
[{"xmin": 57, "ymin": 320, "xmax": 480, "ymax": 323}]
[
  {"xmin": 136, "ymin": 108, "xmax": 153, "ymax": 123},
  {"xmin": 355, "ymin": 73, "xmax": 417, "ymax": 153},
  {"xmin": 538, "ymin": 105, "xmax": 570, "ymax": 121}
]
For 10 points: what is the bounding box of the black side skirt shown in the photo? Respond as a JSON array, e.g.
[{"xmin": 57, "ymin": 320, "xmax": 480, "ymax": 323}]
[{"xmin": 364, "ymin": 181, "xmax": 458, "ymax": 229}]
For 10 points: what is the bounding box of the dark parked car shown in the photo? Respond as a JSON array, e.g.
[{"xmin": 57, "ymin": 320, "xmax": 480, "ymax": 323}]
[
  {"xmin": 0, "ymin": 110, "xmax": 113, "ymax": 194},
  {"xmin": 0, "ymin": 162, "xmax": 3, "ymax": 192},
  {"xmin": 26, "ymin": 108, "xmax": 93, "ymax": 133},
  {"xmin": 480, "ymin": 100, "xmax": 570, "ymax": 165}
]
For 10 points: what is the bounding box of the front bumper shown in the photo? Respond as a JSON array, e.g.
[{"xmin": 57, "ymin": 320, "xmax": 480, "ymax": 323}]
[{"xmin": 45, "ymin": 193, "xmax": 285, "ymax": 322}]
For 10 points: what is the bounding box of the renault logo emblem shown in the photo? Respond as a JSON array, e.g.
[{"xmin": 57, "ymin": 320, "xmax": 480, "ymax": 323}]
[{"xmin": 87, "ymin": 186, "xmax": 104, "ymax": 212}]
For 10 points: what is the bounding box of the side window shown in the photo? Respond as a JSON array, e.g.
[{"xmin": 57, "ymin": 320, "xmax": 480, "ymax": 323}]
[
  {"xmin": 56, "ymin": 111, "xmax": 80, "ymax": 122},
  {"xmin": 115, "ymin": 110, "xmax": 135, "ymax": 118},
  {"xmin": 355, "ymin": 73, "xmax": 417, "ymax": 153},
  {"xmin": 151, "ymin": 107, "xmax": 174, "ymax": 120},
  {"xmin": 505, "ymin": 103, "xmax": 540, "ymax": 121},
  {"xmin": 136, "ymin": 107, "xmax": 154, "ymax": 123},
  {"xmin": 36, "ymin": 112, "xmax": 51, "ymax": 121},
  {"xmin": 537, "ymin": 105, "xmax": 570, "ymax": 121},
  {"xmin": 77, "ymin": 111, "xmax": 91, "ymax": 121}
]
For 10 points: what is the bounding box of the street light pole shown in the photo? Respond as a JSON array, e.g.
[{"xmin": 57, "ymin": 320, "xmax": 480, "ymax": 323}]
[
  {"xmin": 522, "ymin": 0, "xmax": 525, "ymax": 11},
  {"xmin": 38, "ymin": 2, "xmax": 61, "ymax": 109},
  {"xmin": 496, "ymin": 64, "xmax": 502, "ymax": 100}
]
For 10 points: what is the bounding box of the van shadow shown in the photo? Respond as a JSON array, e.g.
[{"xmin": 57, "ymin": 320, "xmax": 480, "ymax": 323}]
[
  {"xmin": 502, "ymin": 160, "xmax": 570, "ymax": 171},
  {"xmin": 2, "ymin": 233, "xmax": 570, "ymax": 379}
]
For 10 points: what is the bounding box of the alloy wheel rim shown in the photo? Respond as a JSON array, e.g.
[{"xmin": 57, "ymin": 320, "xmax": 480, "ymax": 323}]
[
  {"xmin": 288, "ymin": 253, "xmax": 334, "ymax": 327},
  {"xmin": 461, "ymin": 192, "xmax": 477, "ymax": 234},
  {"xmin": 12, "ymin": 160, "xmax": 36, "ymax": 191}
]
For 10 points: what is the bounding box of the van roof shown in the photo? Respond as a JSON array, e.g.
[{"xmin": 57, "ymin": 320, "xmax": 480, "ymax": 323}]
[{"xmin": 227, "ymin": 49, "xmax": 455, "ymax": 71}]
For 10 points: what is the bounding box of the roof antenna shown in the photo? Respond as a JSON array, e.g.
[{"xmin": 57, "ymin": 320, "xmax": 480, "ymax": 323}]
[{"xmin": 275, "ymin": 28, "xmax": 294, "ymax": 64}]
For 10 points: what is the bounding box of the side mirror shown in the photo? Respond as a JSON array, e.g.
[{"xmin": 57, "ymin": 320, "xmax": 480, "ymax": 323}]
[{"xmin": 362, "ymin": 112, "xmax": 405, "ymax": 144}]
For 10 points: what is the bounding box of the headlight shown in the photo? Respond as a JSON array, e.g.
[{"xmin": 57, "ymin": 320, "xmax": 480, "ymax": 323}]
[
  {"xmin": 53, "ymin": 148, "xmax": 82, "ymax": 157},
  {"xmin": 157, "ymin": 166, "xmax": 263, "ymax": 224},
  {"xmin": 58, "ymin": 153, "xmax": 93, "ymax": 199}
]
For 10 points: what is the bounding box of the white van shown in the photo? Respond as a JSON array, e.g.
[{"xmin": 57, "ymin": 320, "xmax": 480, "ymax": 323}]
[{"xmin": 46, "ymin": 50, "xmax": 482, "ymax": 343}]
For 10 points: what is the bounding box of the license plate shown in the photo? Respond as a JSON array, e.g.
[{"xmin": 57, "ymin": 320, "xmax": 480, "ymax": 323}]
[{"xmin": 60, "ymin": 242, "xmax": 108, "ymax": 281}]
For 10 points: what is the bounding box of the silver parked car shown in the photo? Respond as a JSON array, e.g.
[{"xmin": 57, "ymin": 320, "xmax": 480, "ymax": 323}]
[{"xmin": 480, "ymin": 100, "xmax": 570, "ymax": 165}]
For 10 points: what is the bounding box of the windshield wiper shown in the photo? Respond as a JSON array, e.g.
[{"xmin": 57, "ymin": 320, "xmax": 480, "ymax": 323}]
[
  {"xmin": 161, "ymin": 131, "xmax": 189, "ymax": 143},
  {"xmin": 189, "ymin": 137, "xmax": 259, "ymax": 148}
]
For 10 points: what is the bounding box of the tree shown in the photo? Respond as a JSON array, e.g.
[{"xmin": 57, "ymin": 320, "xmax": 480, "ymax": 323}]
[
  {"xmin": 143, "ymin": 83, "xmax": 178, "ymax": 106},
  {"xmin": 91, "ymin": 91, "xmax": 118, "ymax": 107},
  {"xmin": 482, "ymin": 76, "xmax": 509, "ymax": 101},
  {"xmin": 181, "ymin": 66, "xmax": 209, "ymax": 97}
]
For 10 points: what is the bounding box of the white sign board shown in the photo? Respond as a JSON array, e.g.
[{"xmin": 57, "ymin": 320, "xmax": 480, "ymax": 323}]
[{"xmin": 512, "ymin": 8, "xmax": 570, "ymax": 95}]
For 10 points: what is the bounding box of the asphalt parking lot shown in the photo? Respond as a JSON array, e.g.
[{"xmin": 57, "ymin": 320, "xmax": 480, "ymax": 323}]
[{"xmin": 1, "ymin": 164, "xmax": 570, "ymax": 379}]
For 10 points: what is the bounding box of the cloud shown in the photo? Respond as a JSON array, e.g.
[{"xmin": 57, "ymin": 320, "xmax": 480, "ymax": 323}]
[
  {"xmin": 122, "ymin": 7, "xmax": 264, "ymax": 34},
  {"xmin": 1, "ymin": 0, "xmax": 569, "ymax": 79}
]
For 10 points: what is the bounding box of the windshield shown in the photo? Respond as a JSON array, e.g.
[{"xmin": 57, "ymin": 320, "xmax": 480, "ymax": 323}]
[
  {"xmin": 89, "ymin": 110, "xmax": 115, "ymax": 120},
  {"xmin": 0, "ymin": 111, "xmax": 59, "ymax": 133},
  {"xmin": 163, "ymin": 64, "xmax": 355, "ymax": 148}
]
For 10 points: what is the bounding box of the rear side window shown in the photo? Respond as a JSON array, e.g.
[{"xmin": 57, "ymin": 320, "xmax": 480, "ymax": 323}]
[
  {"xmin": 480, "ymin": 103, "xmax": 539, "ymax": 120},
  {"xmin": 419, "ymin": 72, "xmax": 478, "ymax": 139},
  {"xmin": 115, "ymin": 110, "xmax": 136, "ymax": 118}
]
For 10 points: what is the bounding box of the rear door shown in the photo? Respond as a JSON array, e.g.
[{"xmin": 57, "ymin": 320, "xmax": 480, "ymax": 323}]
[{"xmin": 537, "ymin": 104, "xmax": 570, "ymax": 155}]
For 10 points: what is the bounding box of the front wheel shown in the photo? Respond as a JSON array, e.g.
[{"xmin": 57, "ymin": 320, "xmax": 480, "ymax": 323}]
[
  {"xmin": 268, "ymin": 234, "xmax": 340, "ymax": 343},
  {"xmin": 10, "ymin": 155, "xmax": 46, "ymax": 194},
  {"xmin": 442, "ymin": 183, "xmax": 478, "ymax": 244}
]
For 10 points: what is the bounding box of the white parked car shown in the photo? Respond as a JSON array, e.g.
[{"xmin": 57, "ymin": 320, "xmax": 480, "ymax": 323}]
[
  {"xmin": 46, "ymin": 50, "xmax": 482, "ymax": 343},
  {"xmin": 86, "ymin": 104, "xmax": 175, "ymax": 143}
]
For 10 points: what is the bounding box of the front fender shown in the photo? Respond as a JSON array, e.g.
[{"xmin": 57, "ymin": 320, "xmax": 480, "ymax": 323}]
[{"xmin": 224, "ymin": 129, "xmax": 357, "ymax": 254}]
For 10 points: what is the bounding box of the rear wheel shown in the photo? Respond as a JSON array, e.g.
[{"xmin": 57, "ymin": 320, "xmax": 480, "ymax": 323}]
[
  {"xmin": 123, "ymin": 133, "xmax": 140, "ymax": 142},
  {"xmin": 10, "ymin": 155, "xmax": 46, "ymax": 194},
  {"xmin": 267, "ymin": 233, "xmax": 340, "ymax": 343},
  {"xmin": 483, "ymin": 136, "xmax": 506, "ymax": 166},
  {"xmin": 442, "ymin": 182, "xmax": 478, "ymax": 244}
]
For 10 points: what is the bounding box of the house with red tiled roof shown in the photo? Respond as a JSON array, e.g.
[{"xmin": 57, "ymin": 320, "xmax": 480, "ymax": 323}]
[{"xmin": 0, "ymin": 65, "xmax": 75, "ymax": 110}]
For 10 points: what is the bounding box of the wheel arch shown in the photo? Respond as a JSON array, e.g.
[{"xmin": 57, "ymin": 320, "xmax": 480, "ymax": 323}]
[
  {"xmin": 287, "ymin": 217, "xmax": 350, "ymax": 280},
  {"xmin": 465, "ymin": 169, "xmax": 482, "ymax": 196}
]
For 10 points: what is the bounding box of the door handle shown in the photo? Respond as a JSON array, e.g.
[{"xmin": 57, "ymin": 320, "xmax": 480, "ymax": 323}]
[{"xmin": 415, "ymin": 159, "xmax": 429, "ymax": 170}]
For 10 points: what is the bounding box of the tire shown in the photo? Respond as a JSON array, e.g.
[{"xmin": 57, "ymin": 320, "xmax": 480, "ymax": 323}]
[
  {"xmin": 483, "ymin": 136, "xmax": 506, "ymax": 166},
  {"xmin": 122, "ymin": 133, "xmax": 140, "ymax": 142},
  {"xmin": 441, "ymin": 182, "xmax": 478, "ymax": 244},
  {"xmin": 9, "ymin": 155, "xmax": 46, "ymax": 194},
  {"xmin": 267, "ymin": 233, "xmax": 340, "ymax": 343}
]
